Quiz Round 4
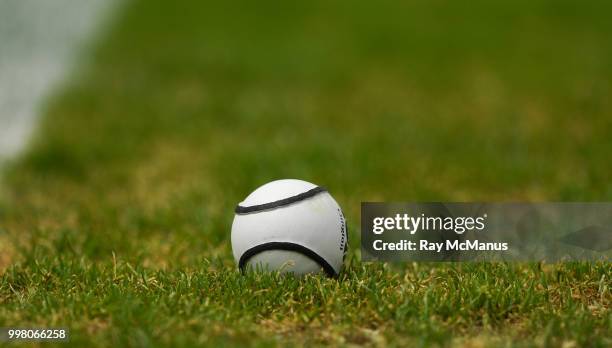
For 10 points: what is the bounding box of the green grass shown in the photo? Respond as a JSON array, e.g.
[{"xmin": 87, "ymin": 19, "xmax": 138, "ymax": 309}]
[
  {"xmin": 1, "ymin": 259, "xmax": 609, "ymax": 347},
  {"xmin": 1, "ymin": 0, "xmax": 611, "ymax": 346}
]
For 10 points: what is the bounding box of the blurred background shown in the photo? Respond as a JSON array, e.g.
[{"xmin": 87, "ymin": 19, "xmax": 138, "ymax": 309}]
[
  {"xmin": 0, "ymin": 0, "xmax": 115, "ymax": 162},
  {"xmin": 1, "ymin": 0, "xmax": 611, "ymax": 265}
]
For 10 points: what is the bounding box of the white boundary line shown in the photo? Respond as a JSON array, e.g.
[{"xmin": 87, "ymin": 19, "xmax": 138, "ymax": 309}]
[{"xmin": 0, "ymin": 0, "xmax": 119, "ymax": 164}]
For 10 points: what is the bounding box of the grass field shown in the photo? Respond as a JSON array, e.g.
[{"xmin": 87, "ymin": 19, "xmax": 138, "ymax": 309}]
[{"xmin": 0, "ymin": 0, "xmax": 611, "ymax": 346}]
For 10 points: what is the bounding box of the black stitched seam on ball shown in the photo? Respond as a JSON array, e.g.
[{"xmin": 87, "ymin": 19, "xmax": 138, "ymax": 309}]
[
  {"xmin": 235, "ymin": 186, "xmax": 327, "ymax": 214},
  {"xmin": 238, "ymin": 242, "xmax": 337, "ymax": 277}
]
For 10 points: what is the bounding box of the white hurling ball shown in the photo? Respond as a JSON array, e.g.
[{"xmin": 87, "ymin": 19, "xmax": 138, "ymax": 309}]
[{"xmin": 231, "ymin": 179, "xmax": 348, "ymax": 276}]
